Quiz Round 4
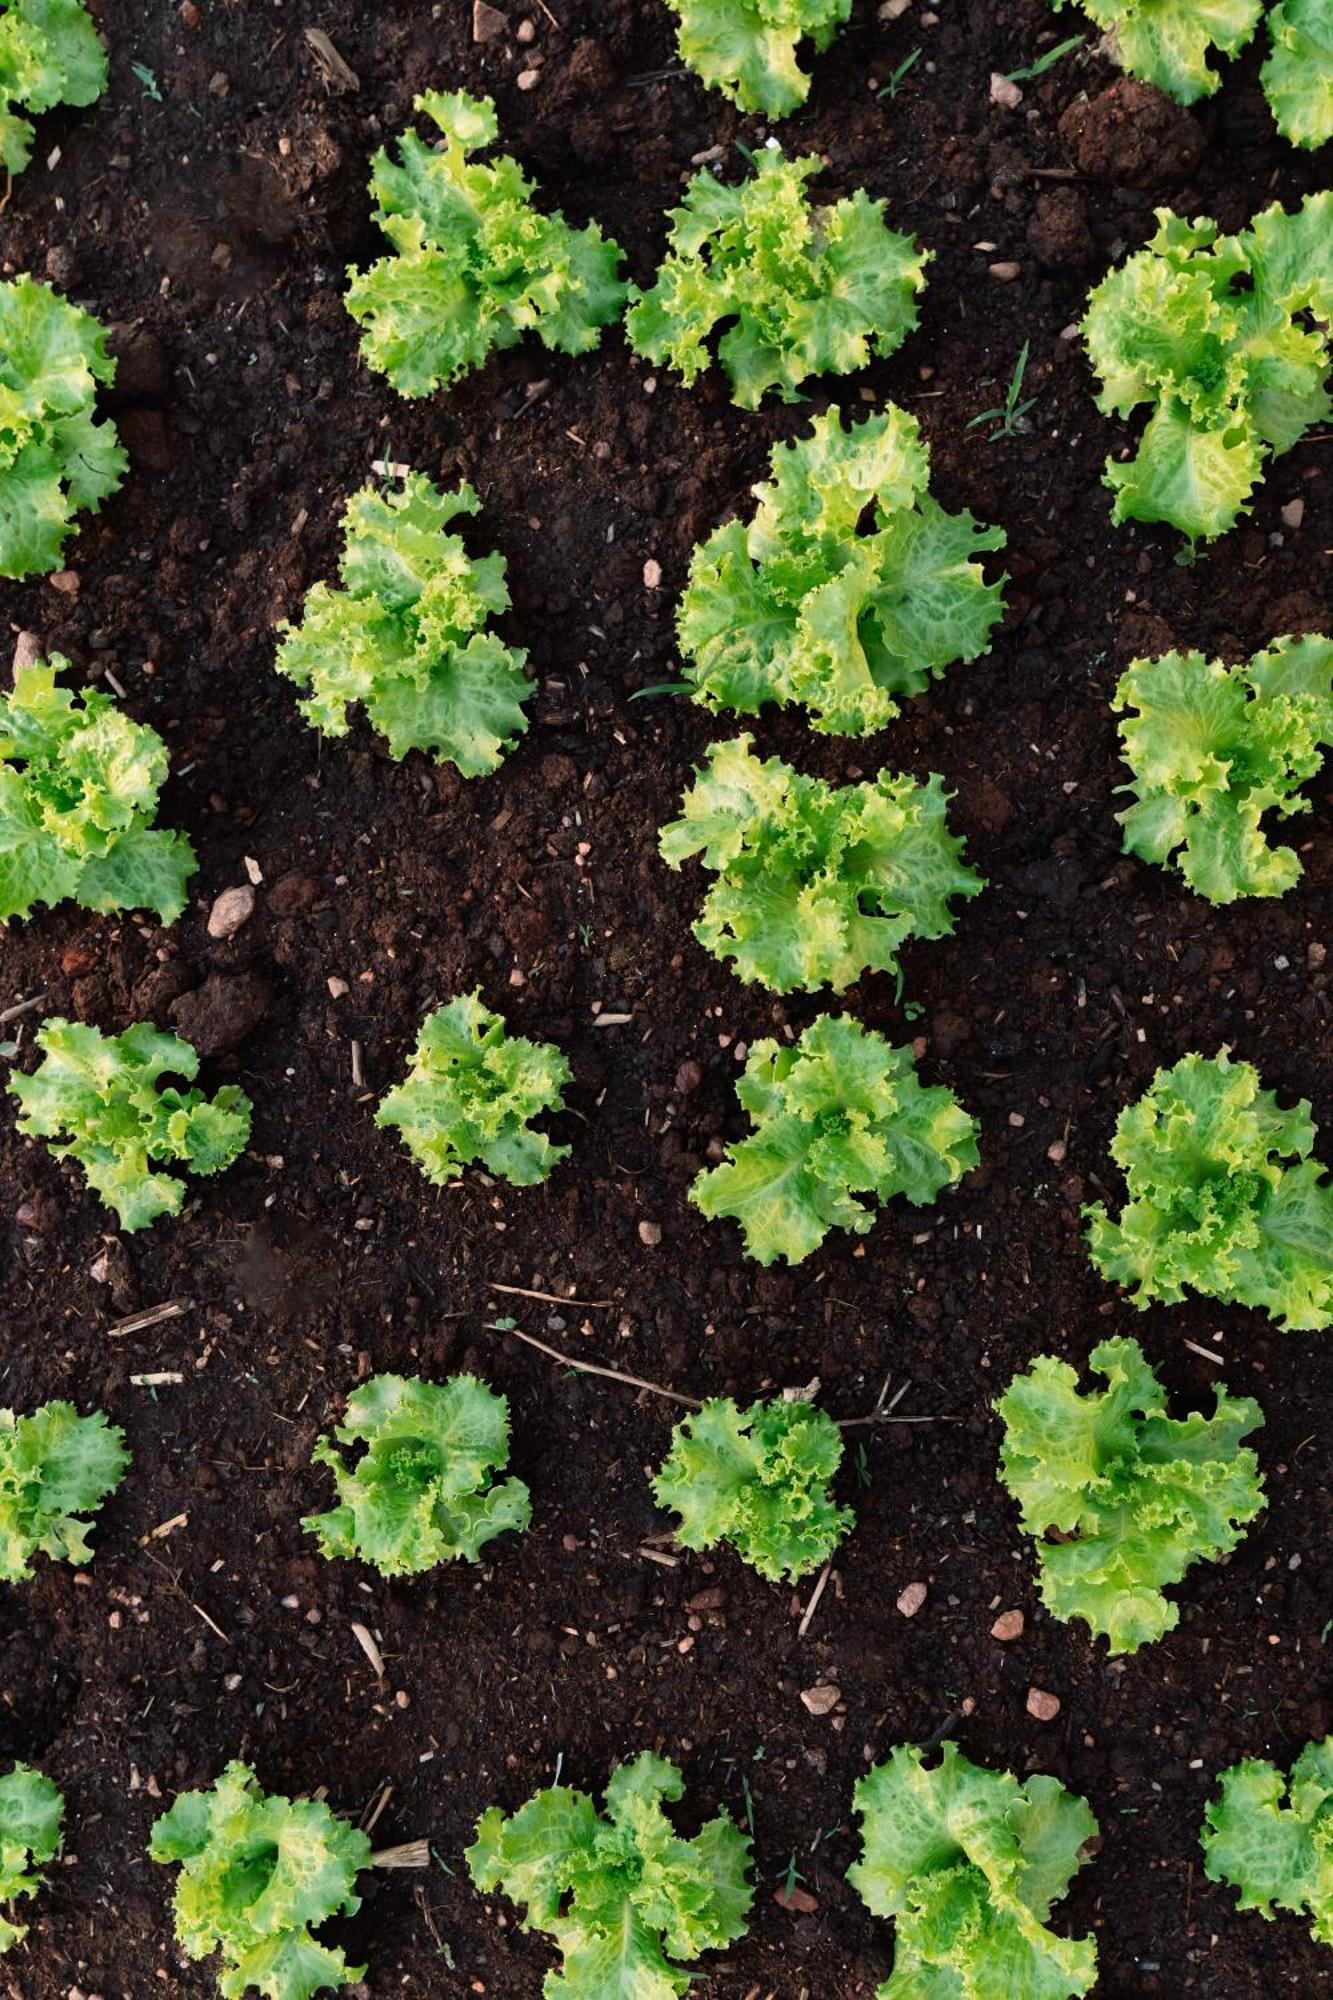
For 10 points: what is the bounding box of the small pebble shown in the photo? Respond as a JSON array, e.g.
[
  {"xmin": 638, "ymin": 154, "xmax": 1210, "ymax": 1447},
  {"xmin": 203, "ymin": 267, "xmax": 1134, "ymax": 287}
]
[
  {"xmin": 516, "ymin": 66, "xmax": 541, "ymax": 89},
  {"xmin": 800, "ymin": 1683, "xmax": 841, "ymax": 1716},
  {"xmin": 1281, "ymin": 497, "xmax": 1305, "ymax": 529},
  {"xmin": 988, "ymin": 261, "xmax": 1022, "ymax": 281},
  {"xmin": 643, "ymin": 558, "xmax": 662, "ymax": 589},
  {"xmin": 472, "ymin": 0, "xmax": 508, "ymax": 37},
  {"xmin": 207, "ymin": 885, "xmax": 256, "ymax": 939},
  {"xmin": 896, "ymin": 1581, "xmax": 928, "ymax": 1618},
  {"xmin": 48, "ymin": 570, "xmax": 79, "ymax": 597},
  {"xmin": 1046, "ymin": 1138, "xmax": 1067, "ymax": 1164},
  {"xmin": 991, "ymin": 1609, "xmax": 1024, "ymax": 1642},
  {"xmin": 989, "ymin": 72, "xmax": 1023, "ymax": 109},
  {"xmin": 12, "ymin": 630, "xmax": 43, "ymax": 673},
  {"xmin": 1027, "ymin": 1686, "xmax": 1061, "ymax": 1721},
  {"xmin": 638, "ymin": 1220, "xmax": 663, "ymax": 1247}
]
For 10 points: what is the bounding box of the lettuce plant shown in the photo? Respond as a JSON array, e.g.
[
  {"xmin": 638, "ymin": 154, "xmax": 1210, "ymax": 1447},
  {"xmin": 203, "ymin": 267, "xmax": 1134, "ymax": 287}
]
[
  {"xmin": 345, "ymin": 90, "xmax": 625, "ymax": 398},
  {"xmin": 0, "ymin": 1399, "xmax": 129, "ymax": 1583},
  {"xmin": 1203, "ymin": 1739, "xmax": 1333, "ymax": 1944},
  {"xmin": 998, "ymin": 1336, "xmax": 1265, "ymax": 1654},
  {"xmin": 377, "ymin": 992, "xmax": 571, "ymax": 1187},
  {"xmin": 149, "ymin": 1761, "xmax": 373, "ymax": 2000},
  {"xmin": 626, "ymin": 151, "xmax": 928, "ymax": 409},
  {"xmin": 1262, "ymin": 0, "xmax": 1333, "ymax": 147},
  {"xmin": 652, "ymin": 1396, "xmax": 853, "ymax": 1581},
  {"xmin": 303, "ymin": 1372, "xmax": 531, "ymax": 1577},
  {"xmin": 1050, "ymin": 0, "xmax": 1261, "ymax": 103},
  {"xmin": 692, "ymin": 1013, "xmax": 978, "ymax": 1265},
  {"xmin": 1114, "ymin": 636, "xmax": 1333, "ymax": 903},
  {"xmin": 660, "ymin": 734, "xmax": 981, "ymax": 993},
  {"xmin": 679, "ymin": 404, "xmax": 1005, "ymax": 735},
  {"xmin": 1085, "ymin": 1050, "xmax": 1333, "ymax": 1331},
  {"xmin": 0, "ymin": 0, "xmax": 107, "ymax": 176},
  {"xmin": 274, "ymin": 474, "xmax": 530, "ymax": 777},
  {"xmin": 1082, "ymin": 194, "xmax": 1333, "ymax": 543},
  {"xmin": 467, "ymin": 1751, "xmax": 753, "ymax": 1998},
  {"xmin": 665, "ymin": 0, "xmax": 852, "ymax": 116},
  {"xmin": 0, "ymin": 654, "xmax": 196, "ymax": 923},
  {"xmin": 0, "ymin": 274, "xmax": 127, "ymax": 579},
  {"xmin": 849, "ymin": 1741, "xmax": 1099, "ymax": 1999},
  {"xmin": 0, "ymin": 1763, "xmax": 63, "ymax": 1952},
  {"xmin": 10, "ymin": 1018, "xmax": 252, "ymax": 1231}
]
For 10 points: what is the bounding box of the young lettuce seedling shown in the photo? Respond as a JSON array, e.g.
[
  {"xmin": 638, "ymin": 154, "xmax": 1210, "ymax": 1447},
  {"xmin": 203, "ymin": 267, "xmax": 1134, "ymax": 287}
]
[
  {"xmin": 849, "ymin": 1741, "xmax": 1099, "ymax": 1998},
  {"xmin": 467, "ymin": 1751, "xmax": 753, "ymax": 1998},
  {"xmin": 1262, "ymin": 0, "xmax": 1333, "ymax": 147},
  {"xmin": 652, "ymin": 1395, "xmax": 854, "ymax": 1582},
  {"xmin": 998, "ymin": 1336, "xmax": 1265, "ymax": 1653},
  {"xmin": 678, "ymin": 403, "xmax": 1006, "ymax": 734},
  {"xmin": 692, "ymin": 1013, "xmax": 978, "ymax": 1265},
  {"xmin": 345, "ymin": 90, "xmax": 626, "ymax": 398},
  {"xmin": 9, "ymin": 1018, "xmax": 252, "ymax": 1231},
  {"xmin": 0, "ymin": 275, "xmax": 127, "ymax": 579},
  {"xmin": 1113, "ymin": 635, "xmax": 1333, "ymax": 903},
  {"xmin": 149, "ymin": 1761, "xmax": 373, "ymax": 1999},
  {"xmin": 0, "ymin": 1763, "xmax": 64, "ymax": 1952},
  {"xmin": 1085, "ymin": 1049, "xmax": 1333, "ymax": 1330},
  {"xmin": 0, "ymin": 1400, "xmax": 129, "ymax": 1583},
  {"xmin": 0, "ymin": 0, "xmax": 107, "ymax": 176},
  {"xmin": 0, "ymin": 654, "xmax": 196, "ymax": 923},
  {"xmin": 303, "ymin": 1373, "xmax": 531, "ymax": 1577},
  {"xmin": 1203, "ymin": 1738, "xmax": 1333, "ymax": 1944},
  {"xmin": 377, "ymin": 992, "xmax": 571, "ymax": 1188},
  {"xmin": 664, "ymin": 0, "xmax": 852, "ymax": 117},
  {"xmin": 627, "ymin": 150, "xmax": 929, "ymax": 408},
  {"xmin": 274, "ymin": 473, "xmax": 531, "ymax": 776}
]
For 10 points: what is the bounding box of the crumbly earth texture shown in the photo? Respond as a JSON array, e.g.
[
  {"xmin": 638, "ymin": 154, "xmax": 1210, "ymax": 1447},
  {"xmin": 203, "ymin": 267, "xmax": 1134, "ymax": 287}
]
[{"xmin": 0, "ymin": 2, "xmax": 1330, "ymax": 1995}]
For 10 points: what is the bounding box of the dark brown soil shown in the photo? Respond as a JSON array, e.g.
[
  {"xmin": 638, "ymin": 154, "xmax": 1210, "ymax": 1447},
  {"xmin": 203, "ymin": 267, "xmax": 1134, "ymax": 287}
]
[{"xmin": 1, "ymin": 2, "xmax": 1330, "ymax": 1994}]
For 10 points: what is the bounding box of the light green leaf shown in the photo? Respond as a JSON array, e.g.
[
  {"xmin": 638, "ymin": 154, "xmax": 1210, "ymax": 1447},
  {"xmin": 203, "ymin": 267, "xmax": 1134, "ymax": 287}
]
[
  {"xmin": 1262, "ymin": 0, "xmax": 1333, "ymax": 146},
  {"xmin": 0, "ymin": 1400, "xmax": 128, "ymax": 1584},
  {"xmin": 0, "ymin": 0, "xmax": 105, "ymax": 174},
  {"xmin": 1054, "ymin": 0, "xmax": 1261, "ymax": 101},
  {"xmin": 1203, "ymin": 1740, "xmax": 1333, "ymax": 1944},
  {"xmin": 376, "ymin": 991, "xmax": 570, "ymax": 1187},
  {"xmin": 0, "ymin": 1761, "xmax": 63, "ymax": 1951},
  {"xmin": 666, "ymin": 0, "xmax": 852, "ymax": 115}
]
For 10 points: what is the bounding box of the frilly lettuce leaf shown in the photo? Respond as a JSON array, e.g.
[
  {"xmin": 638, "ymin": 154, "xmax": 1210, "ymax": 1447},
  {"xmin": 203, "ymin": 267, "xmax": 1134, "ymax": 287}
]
[
  {"xmin": 275, "ymin": 472, "xmax": 531, "ymax": 776},
  {"xmin": 651, "ymin": 1396, "xmax": 853, "ymax": 1581},
  {"xmin": 666, "ymin": 0, "xmax": 852, "ymax": 116},
  {"xmin": 678, "ymin": 404, "xmax": 1006, "ymax": 734},
  {"xmin": 626, "ymin": 150, "xmax": 929, "ymax": 408},
  {"xmin": 0, "ymin": 1761, "xmax": 64, "ymax": 1953},
  {"xmin": 1052, "ymin": 0, "xmax": 1261, "ymax": 102},
  {"xmin": 849, "ymin": 1741, "xmax": 1099, "ymax": 1999},
  {"xmin": 0, "ymin": 653, "xmax": 195, "ymax": 922},
  {"xmin": 1082, "ymin": 193, "xmax": 1333, "ymax": 542},
  {"xmin": 660, "ymin": 733, "xmax": 982, "ymax": 994},
  {"xmin": 345, "ymin": 90, "xmax": 625, "ymax": 398},
  {"xmin": 9, "ymin": 1017, "xmax": 251, "ymax": 1231},
  {"xmin": 467, "ymin": 1751, "xmax": 753, "ymax": 1999},
  {"xmin": 0, "ymin": 1400, "xmax": 128, "ymax": 1585},
  {"xmin": 149, "ymin": 1761, "xmax": 372, "ymax": 2000},
  {"xmin": 692, "ymin": 1012, "xmax": 978, "ymax": 1265},
  {"xmin": 1085, "ymin": 1049, "xmax": 1333, "ymax": 1331},
  {"xmin": 376, "ymin": 991, "xmax": 571, "ymax": 1188},
  {"xmin": 1203, "ymin": 1739, "xmax": 1333, "ymax": 1944},
  {"xmin": 997, "ymin": 1336, "xmax": 1265, "ymax": 1653},
  {"xmin": 0, "ymin": 0, "xmax": 107, "ymax": 175},
  {"xmin": 1114, "ymin": 635, "xmax": 1333, "ymax": 903},
  {"xmin": 0, "ymin": 274, "xmax": 126, "ymax": 578},
  {"xmin": 303, "ymin": 1372, "xmax": 531, "ymax": 1577},
  {"xmin": 1262, "ymin": 0, "xmax": 1333, "ymax": 147}
]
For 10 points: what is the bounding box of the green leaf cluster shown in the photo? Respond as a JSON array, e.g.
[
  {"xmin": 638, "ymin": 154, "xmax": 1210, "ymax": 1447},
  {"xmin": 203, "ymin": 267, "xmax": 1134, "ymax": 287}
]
[
  {"xmin": 0, "ymin": 0, "xmax": 107, "ymax": 175},
  {"xmin": 849, "ymin": 1741, "xmax": 1099, "ymax": 2000},
  {"xmin": 1262, "ymin": 0, "xmax": 1333, "ymax": 147},
  {"xmin": 345, "ymin": 90, "xmax": 626, "ymax": 398},
  {"xmin": 997, "ymin": 1336, "xmax": 1265, "ymax": 1654},
  {"xmin": 692, "ymin": 1012, "xmax": 978, "ymax": 1265},
  {"xmin": 652, "ymin": 1396, "xmax": 852, "ymax": 1581},
  {"xmin": 1051, "ymin": 0, "xmax": 1260, "ymax": 103},
  {"xmin": 1085, "ymin": 1049, "xmax": 1333, "ymax": 1331},
  {"xmin": 149, "ymin": 1760, "xmax": 373, "ymax": 2000},
  {"xmin": 0, "ymin": 655, "xmax": 196, "ymax": 923},
  {"xmin": 678, "ymin": 404, "xmax": 1006, "ymax": 734},
  {"xmin": 1082, "ymin": 194, "xmax": 1333, "ymax": 543},
  {"xmin": 0, "ymin": 1762, "xmax": 64, "ymax": 1953},
  {"xmin": 274, "ymin": 473, "xmax": 530, "ymax": 776},
  {"xmin": 665, "ymin": 0, "xmax": 852, "ymax": 116},
  {"xmin": 10, "ymin": 1017, "xmax": 252, "ymax": 1231},
  {"xmin": 0, "ymin": 1399, "xmax": 128, "ymax": 1584},
  {"xmin": 1114, "ymin": 635, "xmax": 1333, "ymax": 903},
  {"xmin": 467, "ymin": 1751, "xmax": 753, "ymax": 1999},
  {"xmin": 303, "ymin": 1372, "xmax": 531, "ymax": 1577},
  {"xmin": 626, "ymin": 151, "xmax": 929, "ymax": 409},
  {"xmin": 376, "ymin": 992, "xmax": 571, "ymax": 1187},
  {"xmin": 660, "ymin": 733, "xmax": 982, "ymax": 994},
  {"xmin": 1202, "ymin": 1739, "xmax": 1333, "ymax": 1944},
  {"xmin": 0, "ymin": 274, "xmax": 127, "ymax": 579}
]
